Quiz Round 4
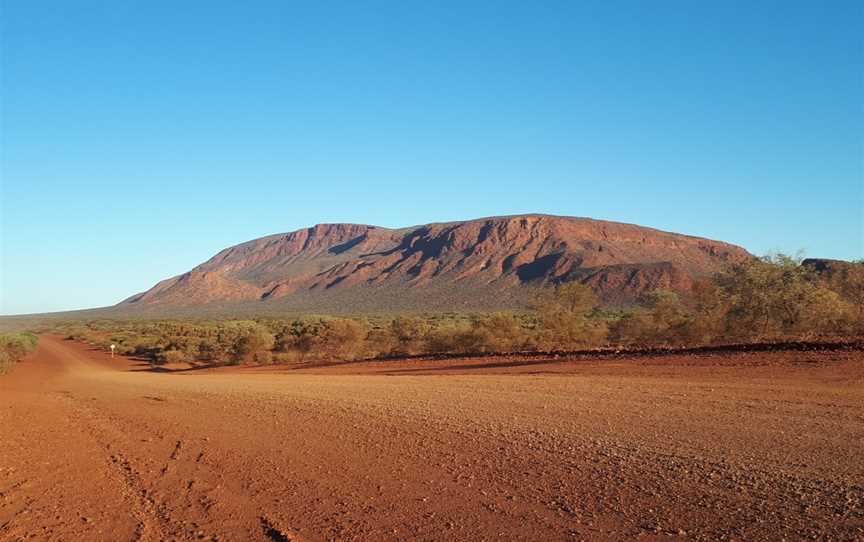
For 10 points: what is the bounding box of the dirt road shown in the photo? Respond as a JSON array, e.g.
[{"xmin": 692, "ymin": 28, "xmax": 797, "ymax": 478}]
[{"xmin": 1, "ymin": 336, "xmax": 862, "ymax": 541}]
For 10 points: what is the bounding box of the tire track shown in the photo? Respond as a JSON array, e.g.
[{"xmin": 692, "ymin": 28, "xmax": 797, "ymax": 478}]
[
  {"xmin": 9, "ymin": 335, "xmax": 861, "ymax": 541},
  {"xmin": 55, "ymin": 391, "xmax": 178, "ymax": 541},
  {"xmin": 109, "ymin": 452, "xmax": 173, "ymax": 542}
]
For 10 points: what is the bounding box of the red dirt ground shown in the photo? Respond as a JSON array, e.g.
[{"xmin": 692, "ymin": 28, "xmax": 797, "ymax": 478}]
[{"xmin": 1, "ymin": 336, "xmax": 862, "ymax": 541}]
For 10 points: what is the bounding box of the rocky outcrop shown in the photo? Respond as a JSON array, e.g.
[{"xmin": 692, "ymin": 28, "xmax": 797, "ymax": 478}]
[
  {"xmin": 121, "ymin": 271, "xmax": 264, "ymax": 306},
  {"xmin": 120, "ymin": 214, "xmax": 751, "ymax": 309}
]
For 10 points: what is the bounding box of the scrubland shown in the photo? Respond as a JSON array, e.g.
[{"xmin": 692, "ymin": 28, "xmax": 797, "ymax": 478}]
[
  {"xmin": 0, "ymin": 332, "xmax": 38, "ymax": 374},
  {"xmin": 50, "ymin": 255, "xmax": 862, "ymax": 369},
  {"xmin": 1, "ymin": 255, "xmax": 862, "ymax": 541}
]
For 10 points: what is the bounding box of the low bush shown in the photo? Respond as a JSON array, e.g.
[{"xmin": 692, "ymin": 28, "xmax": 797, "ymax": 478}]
[
  {"xmin": 0, "ymin": 332, "xmax": 39, "ymax": 374},
  {"xmin": 425, "ymin": 325, "xmax": 484, "ymax": 354},
  {"xmin": 231, "ymin": 324, "xmax": 275, "ymax": 363},
  {"xmin": 388, "ymin": 316, "xmax": 430, "ymax": 355},
  {"xmin": 156, "ymin": 349, "xmax": 188, "ymax": 365},
  {"xmin": 533, "ymin": 283, "xmax": 607, "ymax": 349},
  {"xmin": 275, "ymin": 319, "xmax": 325, "ymax": 359},
  {"xmin": 272, "ymin": 351, "xmax": 304, "ymax": 364},
  {"xmin": 316, "ymin": 319, "xmax": 368, "ymax": 360},
  {"xmin": 252, "ymin": 350, "xmax": 273, "ymax": 364},
  {"xmin": 470, "ymin": 312, "xmax": 530, "ymax": 352},
  {"xmin": 42, "ymin": 252, "xmax": 861, "ymax": 367}
]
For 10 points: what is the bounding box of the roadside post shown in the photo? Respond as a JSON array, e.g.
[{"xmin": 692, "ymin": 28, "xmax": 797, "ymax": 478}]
[{"xmin": 110, "ymin": 344, "xmax": 116, "ymax": 359}]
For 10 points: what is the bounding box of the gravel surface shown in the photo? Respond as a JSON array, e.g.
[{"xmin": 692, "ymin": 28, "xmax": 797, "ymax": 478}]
[{"xmin": 1, "ymin": 336, "xmax": 862, "ymax": 541}]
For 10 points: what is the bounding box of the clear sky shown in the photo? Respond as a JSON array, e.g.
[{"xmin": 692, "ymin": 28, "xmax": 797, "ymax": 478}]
[{"xmin": 1, "ymin": 1, "xmax": 862, "ymax": 315}]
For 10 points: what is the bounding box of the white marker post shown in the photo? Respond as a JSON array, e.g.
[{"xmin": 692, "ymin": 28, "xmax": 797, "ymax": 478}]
[{"xmin": 110, "ymin": 344, "xmax": 116, "ymax": 359}]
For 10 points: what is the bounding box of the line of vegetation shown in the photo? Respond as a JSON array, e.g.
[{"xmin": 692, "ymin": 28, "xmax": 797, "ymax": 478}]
[
  {"xmin": 0, "ymin": 333, "xmax": 39, "ymax": 374},
  {"xmin": 52, "ymin": 254, "xmax": 862, "ymax": 367}
]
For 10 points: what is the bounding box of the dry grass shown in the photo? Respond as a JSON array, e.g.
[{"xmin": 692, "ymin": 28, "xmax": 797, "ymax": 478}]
[{"xmin": 0, "ymin": 332, "xmax": 38, "ymax": 374}]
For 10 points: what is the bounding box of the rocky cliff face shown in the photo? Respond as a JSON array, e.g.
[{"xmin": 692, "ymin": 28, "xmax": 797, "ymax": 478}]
[{"xmin": 121, "ymin": 214, "xmax": 751, "ymax": 310}]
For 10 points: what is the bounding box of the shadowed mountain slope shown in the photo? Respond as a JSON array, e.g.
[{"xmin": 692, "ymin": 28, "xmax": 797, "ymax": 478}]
[{"xmin": 120, "ymin": 214, "xmax": 751, "ymax": 312}]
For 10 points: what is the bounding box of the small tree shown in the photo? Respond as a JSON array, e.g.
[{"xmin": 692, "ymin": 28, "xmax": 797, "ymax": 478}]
[
  {"xmin": 231, "ymin": 324, "xmax": 275, "ymax": 364},
  {"xmin": 717, "ymin": 254, "xmax": 852, "ymax": 339},
  {"xmin": 683, "ymin": 278, "xmax": 728, "ymax": 343},
  {"xmin": 610, "ymin": 289, "xmax": 689, "ymax": 346},
  {"xmin": 533, "ymin": 282, "xmax": 606, "ymax": 349},
  {"xmin": 814, "ymin": 260, "xmax": 864, "ymax": 334},
  {"xmin": 609, "ymin": 311, "xmax": 653, "ymax": 346},
  {"xmin": 275, "ymin": 319, "xmax": 325, "ymax": 359},
  {"xmin": 389, "ymin": 316, "xmax": 431, "ymax": 355},
  {"xmin": 425, "ymin": 324, "xmax": 484, "ymax": 354},
  {"xmin": 317, "ymin": 319, "xmax": 368, "ymax": 361},
  {"xmin": 471, "ymin": 312, "xmax": 528, "ymax": 352}
]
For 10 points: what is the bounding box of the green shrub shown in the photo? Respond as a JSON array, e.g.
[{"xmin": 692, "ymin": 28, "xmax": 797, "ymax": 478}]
[
  {"xmin": 275, "ymin": 319, "xmax": 325, "ymax": 358},
  {"xmin": 272, "ymin": 351, "xmax": 304, "ymax": 364},
  {"xmin": 810, "ymin": 260, "xmax": 864, "ymax": 331},
  {"xmin": 388, "ymin": 316, "xmax": 430, "ymax": 355},
  {"xmin": 156, "ymin": 349, "xmax": 188, "ymax": 364},
  {"xmin": 0, "ymin": 332, "xmax": 39, "ymax": 374},
  {"xmin": 470, "ymin": 312, "xmax": 529, "ymax": 352},
  {"xmin": 231, "ymin": 324, "xmax": 275, "ymax": 363},
  {"xmin": 0, "ymin": 350, "xmax": 12, "ymax": 374},
  {"xmin": 364, "ymin": 327, "xmax": 398, "ymax": 357},
  {"xmin": 316, "ymin": 318, "xmax": 368, "ymax": 361},
  {"xmin": 425, "ymin": 325, "xmax": 484, "ymax": 354},
  {"xmin": 532, "ymin": 283, "xmax": 607, "ymax": 349},
  {"xmin": 252, "ymin": 351, "xmax": 273, "ymax": 364},
  {"xmin": 718, "ymin": 254, "xmax": 853, "ymax": 340}
]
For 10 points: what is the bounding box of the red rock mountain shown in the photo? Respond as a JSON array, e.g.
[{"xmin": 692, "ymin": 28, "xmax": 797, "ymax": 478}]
[{"xmin": 120, "ymin": 215, "xmax": 751, "ymax": 312}]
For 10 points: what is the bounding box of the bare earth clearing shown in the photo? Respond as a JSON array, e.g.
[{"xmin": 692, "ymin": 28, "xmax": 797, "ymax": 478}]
[{"xmin": 1, "ymin": 337, "xmax": 862, "ymax": 541}]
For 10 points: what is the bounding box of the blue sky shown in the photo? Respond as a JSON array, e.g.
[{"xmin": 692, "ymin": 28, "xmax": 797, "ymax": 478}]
[{"xmin": 1, "ymin": 1, "xmax": 861, "ymax": 315}]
